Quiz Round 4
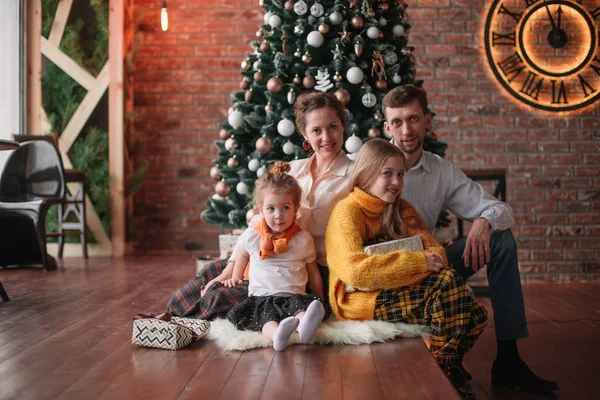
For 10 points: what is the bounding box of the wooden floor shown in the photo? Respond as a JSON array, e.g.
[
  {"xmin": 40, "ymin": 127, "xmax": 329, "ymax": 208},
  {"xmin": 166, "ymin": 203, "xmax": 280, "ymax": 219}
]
[{"xmin": 0, "ymin": 256, "xmax": 598, "ymax": 400}]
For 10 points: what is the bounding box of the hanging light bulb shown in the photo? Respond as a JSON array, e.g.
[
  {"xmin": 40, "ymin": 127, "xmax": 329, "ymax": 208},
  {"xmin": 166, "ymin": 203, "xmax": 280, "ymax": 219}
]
[{"xmin": 160, "ymin": 1, "xmax": 169, "ymax": 32}]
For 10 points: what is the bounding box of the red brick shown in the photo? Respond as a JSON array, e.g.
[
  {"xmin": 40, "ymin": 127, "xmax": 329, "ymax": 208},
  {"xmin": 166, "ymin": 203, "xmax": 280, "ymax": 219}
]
[
  {"xmin": 519, "ymin": 262, "xmax": 545, "ymax": 273},
  {"xmin": 575, "ymin": 166, "xmax": 600, "ymax": 177},
  {"xmin": 506, "ymin": 141, "xmax": 536, "ymax": 152},
  {"xmin": 570, "ymin": 214, "xmax": 600, "ymax": 224},
  {"xmin": 537, "ymin": 214, "xmax": 568, "ymax": 224},
  {"xmin": 562, "ymin": 178, "xmax": 592, "ymax": 188},
  {"xmin": 571, "ymin": 141, "xmax": 600, "ymax": 152},
  {"xmin": 559, "ymin": 274, "xmax": 591, "ymax": 283},
  {"xmin": 529, "ymin": 178, "xmax": 560, "ymax": 189},
  {"xmin": 564, "ymin": 250, "xmax": 595, "ymax": 261},
  {"xmin": 527, "ymin": 274, "xmax": 560, "ymax": 284},
  {"xmin": 547, "ymin": 262, "xmax": 578, "ymax": 273},
  {"xmin": 531, "ymin": 250, "xmax": 562, "ymax": 260},
  {"xmin": 510, "ymin": 165, "xmax": 540, "ymax": 177},
  {"xmin": 560, "ymin": 130, "xmax": 592, "ymax": 140},
  {"xmin": 527, "ymin": 130, "xmax": 558, "ymax": 140},
  {"xmin": 542, "ymin": 165, "xmax": 574, "ymax": 176},
  {"xmin": 559, "ymin": 202, "xmax": 591, "ymax": 213},
  {"xmin": 547, "ymin": 190, "xmax": 577, "ymax": 201},
  {"xmin": 525, "ymin": 202, "xmax": 557, "ymax": 213},
  {"xmin": 516, "ymin": 118, "xmax": 548, "ymax": 128}
]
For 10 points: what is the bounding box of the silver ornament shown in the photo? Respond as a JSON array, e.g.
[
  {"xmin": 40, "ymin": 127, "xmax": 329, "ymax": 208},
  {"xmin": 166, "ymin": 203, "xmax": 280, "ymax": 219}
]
[
  {"xmin": 287, "ymin": 89, "xmax": 297, "ymax": 104},
  {"xmin": 294, "ymin": 24, "xmax": 305, "ymax": 36},
  {"xmin": 310, "ymin": 2, "xmax": 324, "ymax": 17},
  {"xmin": 393, "ymin": 74, "xmax": 402, "ymax": 84},
  {"xmin": 294, "ymin": 0, "xmax": 308, "ymax": 15},
  {"xmin": 384, "ymin": 51, "xmax": 398, "ymax": 65},
  {"xmin": 329, "ymin": 11, "xmax": 342, "ymax": 25},
  {"xmin": 362, "ymin": 92, "xmax": 377, "ymax": 108}
]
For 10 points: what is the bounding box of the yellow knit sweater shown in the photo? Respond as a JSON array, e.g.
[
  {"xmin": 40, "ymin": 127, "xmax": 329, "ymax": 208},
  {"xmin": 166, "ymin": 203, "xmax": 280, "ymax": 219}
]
[{"xmin": 325, "ymin": 188, "xmax": 449, "ymax": 321}]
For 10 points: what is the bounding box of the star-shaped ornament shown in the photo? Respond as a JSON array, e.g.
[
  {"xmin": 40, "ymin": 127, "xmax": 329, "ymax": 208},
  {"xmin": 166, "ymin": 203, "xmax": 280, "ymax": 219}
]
[{"xmin": 338, "ymin": 26, "xmax": 352, "ymax": 43}]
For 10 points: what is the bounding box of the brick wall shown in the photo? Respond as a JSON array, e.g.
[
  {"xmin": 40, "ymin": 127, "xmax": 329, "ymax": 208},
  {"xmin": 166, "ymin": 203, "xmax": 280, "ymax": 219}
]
[{"xmin": 133, "ymin": 0, "xmax": 599, "ymax": 282}]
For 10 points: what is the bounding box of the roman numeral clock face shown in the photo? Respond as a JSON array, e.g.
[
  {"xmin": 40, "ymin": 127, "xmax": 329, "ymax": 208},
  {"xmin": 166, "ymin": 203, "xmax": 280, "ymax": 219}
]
[{"xmin": 485, "ymin": 0, "xmax": 600, "ymax": 112}]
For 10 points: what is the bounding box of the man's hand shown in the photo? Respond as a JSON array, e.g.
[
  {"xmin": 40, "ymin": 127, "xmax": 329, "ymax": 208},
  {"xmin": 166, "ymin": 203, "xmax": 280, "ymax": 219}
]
[{"xmin": 463, "ymin": 218, "xmax": 491, "ymax": 271}]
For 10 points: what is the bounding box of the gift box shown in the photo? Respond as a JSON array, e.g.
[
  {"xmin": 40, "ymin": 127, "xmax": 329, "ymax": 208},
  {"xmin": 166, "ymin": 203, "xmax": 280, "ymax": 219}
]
[
  {"xmin": 132, "ymin": 313, "xmax": 210, "ymax": 350},
  {"xmin": 218, "ymin": 233, "xmax": 241, "ymax": 259},
  {"xmin": 345, "ymin": 236, "xmax": 425, "ymax": 293}
]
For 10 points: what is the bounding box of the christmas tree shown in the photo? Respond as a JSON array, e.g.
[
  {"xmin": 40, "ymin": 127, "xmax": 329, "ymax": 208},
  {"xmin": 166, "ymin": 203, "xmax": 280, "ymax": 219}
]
[{"xmin": 202, "ymin": 0, "xmax": 447, "ymax": 230}]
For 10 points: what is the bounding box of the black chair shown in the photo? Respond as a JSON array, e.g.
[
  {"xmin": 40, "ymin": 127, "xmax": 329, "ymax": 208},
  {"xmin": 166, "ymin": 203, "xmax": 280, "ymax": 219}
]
[
  {"xmin": 0, "ymin": 141, "xmax": 65, "ymax": 270},
  {"xmin": 12, "ymin": 134, "xmax": 88, "ymax": 259}
]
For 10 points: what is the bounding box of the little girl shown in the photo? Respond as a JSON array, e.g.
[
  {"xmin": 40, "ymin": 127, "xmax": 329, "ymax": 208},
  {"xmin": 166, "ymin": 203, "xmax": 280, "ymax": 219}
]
[
  {"xmin": 325, "ymin": 139, "xmax": 487, "ymax": 397},
  {"xmin": 224, "ymin": 161, "xmax": 325, "ymax": 351}
]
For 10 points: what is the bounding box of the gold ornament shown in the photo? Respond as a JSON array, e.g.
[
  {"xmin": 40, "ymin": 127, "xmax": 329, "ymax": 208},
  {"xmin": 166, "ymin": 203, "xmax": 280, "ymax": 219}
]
[
  {"xmin": 284, "ymin": 1, "xmax": 294, "ymax": 11},
  {"xmin": 259, "ymin": 0, "xmax": 265, "ymax": 7},
  {"xmin": 293, "ymin": 74, "xmax": 302, "ymax": 85},
  {"xmin": 376, "ymin": 79, "xmax": 388, "ymax": 90},
  {"xmin": 227, "ymin": 156, "xmax": 239, "ymax": 168},
  {"xmin": 239, "ymin": 78, "xmax": 250, "ymax": 90},
  {"xmin": 219, "ymin": 129, "xmax": 229, "ymax": 140},
  {"xmin": 210, "ymin": 166, "xmax": 221, "ymax": 180},
  {"xmin": 349, "ymin": 0, "xmax": 358, "ymax": 8},
  {"xmin": 254, "ymin": 70, "xmax": 264, "ymax": 81},
  {"xmin": 354, "ymin": 42, "xmax": 363, "ymax": 57},
  {"xmin": 260, "ymin": 40, "xmax": 270, "ymax": 52},
  {"xmin": 245, "ymin": 89, "xmax": 253, "ymax": 102},
  {"xmin": 281, "ymin": 31, "xmax": 289, "ymax": 56},
  {"xmin": 351, "ymin": 16, "xmax": 364, "ymax": 29},
  {"xmin": 301, "ymin": 51, "xmax": 312, "ymax": 64},
  {"xmin": 267, "ymin": 76, "xmax": 284, "ymax": 93},
  {"xmin": 303, "ymin": 75, "xmax": 316, "ymax": 89},
  {"xmin": 318, "ymin": 23, "xmax": 330, "ymax": 34},
  {"xmin": 334, "ymin": 71, "xmax": 342, "ymax": 82},
  {"xmin": 241, "ymin": 59, "xmax": 250, "ymax": 70},
  {"xmin": 338, "ymin": 26, "xmax": 352, "ymax": 42},
  {"xmin": 287, "ymin": 88, "xmax": 296, "ymax": 104},
  {"xmin": 215, "ymin": 180, "xmax": 231, "ymax": 197},
  {"xmin": 294, "ymin": 49, "xmax": 301, "ymax": 57},
  {"xmin": 256, "ymin": 29, "xmax": 264, "ymax": 38},
  {"xmin": 256, "ymin": 136, "xmax": 273, "ymax": 153},
  {"xmin": 334, "ymin": 89, "xmax": 351, "ymax": 105},
  {"xmin": 265, "ymin": 101, "xmax": 273, "ymax": 111},
  {"xmin": 368, "ymin": 128, "xmax": 381, "ymax": 138}
]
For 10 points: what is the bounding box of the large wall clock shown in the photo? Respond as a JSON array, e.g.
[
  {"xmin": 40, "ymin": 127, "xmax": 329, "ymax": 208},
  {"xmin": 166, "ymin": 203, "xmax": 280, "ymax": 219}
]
[{"xmin": 485, "ymin": 0, "xmax": 600, "ymax": 112}]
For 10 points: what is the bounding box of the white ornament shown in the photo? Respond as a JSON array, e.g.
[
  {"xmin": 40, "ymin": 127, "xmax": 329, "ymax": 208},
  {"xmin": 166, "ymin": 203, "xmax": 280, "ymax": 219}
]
[
  {"xmin": 263, "ymin": 11, "xmax": 273, "ymax": 24},
  {"xmin": 277, "ymin": 118, "xmax": 295, "ymax": 137},
  {"xmin": 248, "ymin": 159, "xmax": 260, "ymax": 172},
  {"xmin": 315, "ymin": 68, "xmax": 334, "ymax": 92},
  {"xmin": 393, "ymin": 25, "xmax": 405, "ymax": 36},
  {"xmin": 310, "ymin": 2, "xmax": 324, "ymax": 17},
  {"xmin": 225, "ymin": 137, "xmax": 238, "ymax": 152},
  {"xmin": 329, "ymin": 11, "xmax": 342, "ymax": 25},
  {"xmin": 253, "ymin": 60, "xmax": 261, "ymax": 70},
  {"xmin": 236, "ymin": 181, "xmax": 250, "ymax": 195},
  {"xmin": 212, "ymin": 193, "xmax": 225, "ymax": 200},
  {"xmin": 345, "ymin": 135, "xmax": 363, "ymax": 154},
  {"xmin": 283, "ymin": 141, "xmax": 296, "ymax": 155},
  {"xmin": 362, "ymin": 92, "xmax": 377, "ymax": 108},
  {"xmin": 346, "ymin": 67, "xmax": 364, "ymax": 84},
  {"xmin": 307, "ymin": 31, "xmax": 324, "ymax": 47},
  {"xmin": 393, "ymin": 74, "xmax": 402, "ymax": 84},
  {"xmin": 367, "ymin": 27, "xmax": 379, "ymax": 39},
  {"xmin": 379, "ymin": 17, "xmax": 387, "ymax": 27},
  {"xmin": 228, "ymin": 110, "xmax": 244, "ymax": 129},
  {"xmin": 268, "ymin": 14, "xmax": 282, "ymax": 28},
  {"xmin": 294, "ymin": 0, "xmax": 308, "ymax": 15},
  {"xmin": 383, "ymin": 126, "xmax": 392, "ymax": 138},
  {"xmin": 384, "ymin": 51, "xmax": 398, "ymax": 65},
  {"xmin": 257, "ymin": 166, "xmax": 267, "ymax": 178}
]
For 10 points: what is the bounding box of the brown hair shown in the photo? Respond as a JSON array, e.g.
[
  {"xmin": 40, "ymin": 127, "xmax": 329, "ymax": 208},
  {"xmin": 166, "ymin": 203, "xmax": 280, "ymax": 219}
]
[
  {"xmin": 382, "ymin": 84, "xmax": 428, "ymax": 117},
  {"xmin": 253, "ymin": 160, "xmax": 302, "ymax": 207},
  {"xmin": 293, "ymin": 92, "xmax": 347, "ymax": 135},
  {"xmin": 351, "ymin": 139, "xmax": 407, "ymax": 240}
]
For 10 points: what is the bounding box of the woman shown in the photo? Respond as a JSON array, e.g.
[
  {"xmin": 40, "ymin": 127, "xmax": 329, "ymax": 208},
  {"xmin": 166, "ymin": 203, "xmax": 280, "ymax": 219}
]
[
  {"xmin": 167, "ymin": 92, "xmax": 353, "ymax": 320},
  {"xmin": 325, "ymin": 139, "xmax": 487, "ymax": 398}
]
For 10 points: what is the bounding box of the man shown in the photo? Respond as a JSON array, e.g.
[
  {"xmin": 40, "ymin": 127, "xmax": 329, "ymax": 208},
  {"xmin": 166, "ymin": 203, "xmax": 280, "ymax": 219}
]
[{"xmin": 382, "ymin": 85, "xmax": 558, "ymax": 394}]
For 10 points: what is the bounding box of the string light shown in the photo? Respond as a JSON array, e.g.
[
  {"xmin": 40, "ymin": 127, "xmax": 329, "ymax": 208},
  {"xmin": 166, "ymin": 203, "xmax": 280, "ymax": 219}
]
[{"xmin": 160, "ymin": 1, "xmax": 168, "ymax": 32}]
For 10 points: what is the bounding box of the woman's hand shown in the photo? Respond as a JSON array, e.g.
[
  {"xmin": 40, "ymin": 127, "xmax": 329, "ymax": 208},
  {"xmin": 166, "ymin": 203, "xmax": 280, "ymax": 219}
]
[
  {"xmin": 201, "ymin": 262, "xmax": 235, "ymax": 296},
  {"xmin": 425, "ymin": 254, "xmax": 444, "ymax": 272},
  {"xmin": 222, "ymin": 278, "xmax": 244, "ymax": 288}
]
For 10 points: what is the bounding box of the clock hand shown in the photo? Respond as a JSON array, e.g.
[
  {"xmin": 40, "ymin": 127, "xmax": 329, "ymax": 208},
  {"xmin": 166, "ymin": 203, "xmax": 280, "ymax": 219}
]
[
  {"xmin": 542, "ymin": 0, "xmax": 558, "ymax": 32},
  {"xmin": 556, "ymin": 5, "xmax": 563, "ymax": 30}
]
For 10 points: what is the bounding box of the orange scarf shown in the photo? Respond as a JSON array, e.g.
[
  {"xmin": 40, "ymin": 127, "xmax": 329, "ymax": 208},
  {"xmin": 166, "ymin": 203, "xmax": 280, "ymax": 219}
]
[{"xmin": 254, "ymin": 218, "xmax": 302, "ymax": 259}]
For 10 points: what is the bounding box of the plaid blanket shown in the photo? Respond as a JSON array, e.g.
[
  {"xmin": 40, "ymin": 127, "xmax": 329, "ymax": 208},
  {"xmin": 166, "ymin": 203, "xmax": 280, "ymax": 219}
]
[
  {"xmin": 166, "ymin": 259, "xmax": 249, "ymax": 320},
  {"xmin": 374, "ymin": 268, "xmax": 487, "ymax": 365}
]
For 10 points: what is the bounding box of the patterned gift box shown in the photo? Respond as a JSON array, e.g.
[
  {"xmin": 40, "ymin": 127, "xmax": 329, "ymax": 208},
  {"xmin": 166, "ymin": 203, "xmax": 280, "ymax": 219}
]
[
  {"xmin": 218, "ymin": 233, "xmax": 241, "ymax": 259},
  {"xmin": 132, "ymin": 313, "xmax": 210, "ymax": 350}
]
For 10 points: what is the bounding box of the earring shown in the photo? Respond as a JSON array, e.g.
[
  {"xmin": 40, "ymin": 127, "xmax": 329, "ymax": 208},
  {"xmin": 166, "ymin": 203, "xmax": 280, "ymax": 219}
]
[{"xmin": 302, "ymin": 140, "xmax": 312, "ymax": 151}]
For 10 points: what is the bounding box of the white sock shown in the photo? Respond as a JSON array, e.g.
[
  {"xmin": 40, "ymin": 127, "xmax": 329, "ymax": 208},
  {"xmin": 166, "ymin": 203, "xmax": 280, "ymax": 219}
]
[
  {"xmin": 273, "ymin": 317, "xmax": 299, "ymax": 351},
  {"xmin": 298, "ymin": 301, "xmax": 325, "ymax": 344}
]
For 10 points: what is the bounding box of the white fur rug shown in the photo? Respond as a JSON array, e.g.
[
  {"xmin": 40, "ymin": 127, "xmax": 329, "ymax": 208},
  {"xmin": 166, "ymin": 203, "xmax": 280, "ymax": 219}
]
[{"xmin": 207, "ymin": 318, "xmax": 430, "ymax": 351}]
